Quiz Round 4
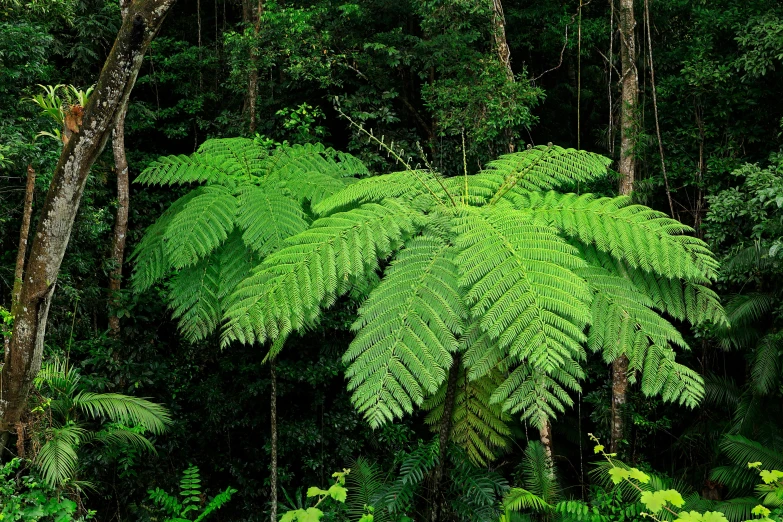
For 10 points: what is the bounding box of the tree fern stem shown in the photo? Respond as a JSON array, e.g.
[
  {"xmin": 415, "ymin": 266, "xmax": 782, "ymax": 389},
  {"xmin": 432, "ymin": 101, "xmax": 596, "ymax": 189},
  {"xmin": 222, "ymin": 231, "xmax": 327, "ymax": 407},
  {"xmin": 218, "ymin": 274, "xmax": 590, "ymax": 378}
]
[
  {"xmin": 430, "ymin": 354, "xmax": 460, "ymax": 522},
  {"xmin": 538, "ymin": 418, "xmax": 554, "ymax": 471},
  {"xmin": 270, "ymin": 360, "xmax": 278, "ymax": 522},
  {"xmin": 610, "ymin": 355, "xmax": 629, "ymax": 453}
]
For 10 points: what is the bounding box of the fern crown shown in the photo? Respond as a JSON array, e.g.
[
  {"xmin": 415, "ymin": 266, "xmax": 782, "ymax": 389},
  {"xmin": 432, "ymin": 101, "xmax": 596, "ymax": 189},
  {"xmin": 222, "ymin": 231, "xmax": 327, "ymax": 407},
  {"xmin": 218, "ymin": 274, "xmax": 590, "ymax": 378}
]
[{"xmin": 134, "ymin": 138, "xmax": 724, "ymax": 465}]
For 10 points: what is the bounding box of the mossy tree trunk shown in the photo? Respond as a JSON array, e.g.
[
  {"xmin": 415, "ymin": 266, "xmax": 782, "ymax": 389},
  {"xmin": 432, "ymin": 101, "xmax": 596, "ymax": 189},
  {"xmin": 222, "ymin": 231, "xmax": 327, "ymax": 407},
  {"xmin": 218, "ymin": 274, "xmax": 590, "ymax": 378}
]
[{"xmin": 0, "ymin": 0, "xmax": 177, "ymax": 437}]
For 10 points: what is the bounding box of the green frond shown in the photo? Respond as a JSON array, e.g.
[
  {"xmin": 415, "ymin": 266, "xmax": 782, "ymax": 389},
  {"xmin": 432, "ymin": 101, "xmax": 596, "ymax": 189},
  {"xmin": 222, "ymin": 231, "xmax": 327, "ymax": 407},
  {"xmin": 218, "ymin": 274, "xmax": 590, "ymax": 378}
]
[
  {"xmin": 74, "ymin": 392, "xmax": 171, "ymax": 435},
  {"xmin": 221, "ymin": 199, "xmax": 420, "ymax": 347},
  {"xmin": 36, "ymin": 425, "xmax": 85, "ymax": 487},
  {"xmin": 135, "ymin": 153, "xmax": 243, "ymax": 187},
  {"xmin": 196, "ymin": 137, "xmax": 268, "ymax": 178},
  {"xmin": 235, "ymin": 184, "xmax": 309, "ymax": 255},
  {"xmin": 131, "ymin": 190, "xmax": 202, "ymax": 292},
  {"xmin": 168, "ymin": 232, "xmax": 258, "ymax": 342},
  {"xmin": 193, "ymin": 487, "xmax": 237, "ymax": 522},
  {"xmin": 580, "ymin": 264, "xmax": 687, "ymax": 354},
  {"xmin": 345, "ymin": 457, "xmax": 391, "ymax": 522},
  {"xmin": 449, "ymin": 455, "xmax": 508, "ymax": 514},
  {"xmin": 637, "ymin": 344, "xmax": 704, "ymax": 407},
  {"xmin": 313, "ymin": 170, "xmax": 451, "ymax": 215},
  {"xmin": 713, "ymin": 497, "xmax": 761, "ymax": 522},
  {"xmin": 725, "ymin": 292, "xmax": 775, "ymax": 327},
  {"xmin": 455, "ymin": 205, "xmax": 591, "ymax": 373},
  {"xmin": 163, "ymin": 185, "xmax": 238, "ymax": 270},
  {"xmin": 424, "ymin": 365, "xmax": 512, "ymax": 466},
  {"xmin": 482, "ymin": 145, "xmax": 611, "ymax": 197},
  {"xmin": 751, "ymin": 333, "xmax": 783, "ymax": 395},
  {"xmin": 721, "ymin": 243, "xmax": 774, "ymax": 275},
  {"xmin": 578, "ymin": 243, "xmax": 726, "ymax": 326},
  {"xmin": 502, "ymin": 488, "xmax": 552, "ymax": 514},
  {"xmin": 720, "ymin": 434, "xmax": 783, "ymax": 471},
  {"xmin": 490, "ymin": 359, "xmax": 584, "ymax": 428},
  {"xmin": 519, "ymin": 192, "xmax": 719, "ymax": 281},
  {"xmin": 380, "ymin": 440, "xmax": 439, "ymax": 513},
  {"xmin": 91, "ymin": 426, "xmax": 157, "ymax": 454},
  {"xmin": 345, "ymin": 235, "xmax": 465, "ymax": 427},
  {"xmin": 521, "ymin": 440, "xmax": 561, "ymax": 503},
  {"xmin": 703, "ymin": 374, "xmax": 742, "ymax": 409}
]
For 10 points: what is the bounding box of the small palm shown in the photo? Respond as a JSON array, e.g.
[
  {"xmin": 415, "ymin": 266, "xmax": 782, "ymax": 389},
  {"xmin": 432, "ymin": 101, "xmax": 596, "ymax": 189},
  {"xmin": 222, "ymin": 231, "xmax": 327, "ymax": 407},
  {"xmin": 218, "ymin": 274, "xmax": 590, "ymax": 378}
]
[{"xmin": 32, "ymin": 358, "xmax": 171, "ymax": 487}]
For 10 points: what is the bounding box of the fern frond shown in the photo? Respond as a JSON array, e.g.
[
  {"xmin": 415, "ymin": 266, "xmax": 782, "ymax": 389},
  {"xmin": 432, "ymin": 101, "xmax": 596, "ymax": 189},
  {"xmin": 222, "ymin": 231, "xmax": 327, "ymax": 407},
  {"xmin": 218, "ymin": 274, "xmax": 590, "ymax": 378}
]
[
  {"xmin": 380, "ymin": 440, "xmax": 439, "ymax": 513},
  {"xmin": 235, "ymin": 184, "xmax": 309, "ymax": 255},
  {"xmin": 455, "ymin": 205, "xmax": 591, "ymax": 373},
  {"xmin": 36, "ymin": 425, "xmax": 84, "ymax": 487},
  {"xmin": 194, "ymin": 487, "xmax": 237, "ymax": 522},
  {"xmin": 163, "ymin": 185, "xmax": 238, "ymax": 270},
  {"xmin": 131, "ymin": 190, "xmax": 201, "ymax": 292},
  {"xmin": 345, "ymin": 457, "xmax": 390, "ymax": 522},
  {"xmin": 313, "ymin": 170, "xmax": 451, "ymax": 215},
  {"xmin": 483, "ymin": 145, "xmax": 611, "ymax": 197},
  {"xmin": 703, "ymin": 374, "xmax": 742, "ymax": 409},
  {"xmin": 449, "ymin": 454, "xmax": 508, "ymax": 512},
  {"xmin": 502, "ymin": 488, "xmax": 552, "ymax": 514},
  {"xmin": 637, "ymin": 344, "xmax": 704, "ymax": 407},
  {"xmin": 344, "ymin": 235, "xmax": 465, "ymax": 427},
  {"xmin": 424, "ymin": 365, "xmax": 512, "ymax": 466},
  {"xmin": 520, "ymin": 192, "xmax": 719, "ymax": 281},
  {"xmin": 490, "ymin": 358, "xmax": 584, "ymax": 429},
  {"xmin": 74, "ymin": 392, "xmax": 171, "ymax": 434},
  {"xmin": 520, "ymin": 441, "xmax": 561, "ymax": 503},
  {"xmin": 578, "ymin": 243, "xmax": 726, "ymax": 326},
  {"xmin": 221, "ymin": 199, "xmax": 420, "ymax": 347}
]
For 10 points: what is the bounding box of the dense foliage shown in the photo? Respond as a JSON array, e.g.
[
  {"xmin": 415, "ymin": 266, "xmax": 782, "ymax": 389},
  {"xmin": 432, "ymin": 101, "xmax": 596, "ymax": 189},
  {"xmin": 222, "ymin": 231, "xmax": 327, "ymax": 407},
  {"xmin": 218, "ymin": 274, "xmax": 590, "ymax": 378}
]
[{"xmin": 1, "ymin": 0, "xmax": 783, "ymax": 520}]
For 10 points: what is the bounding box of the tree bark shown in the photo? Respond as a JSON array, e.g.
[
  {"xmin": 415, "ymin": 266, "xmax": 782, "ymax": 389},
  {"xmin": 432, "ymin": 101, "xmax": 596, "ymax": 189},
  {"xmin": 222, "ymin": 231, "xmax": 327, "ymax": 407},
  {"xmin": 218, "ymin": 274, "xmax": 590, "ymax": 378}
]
[
  {"xmin": 11, "ymin": 166, "xmax": 37, "ymax": 316},
  {"xmin": 430, "ymin": 355, "xmax": 460, "ymax": 522},
  {"xmin": 243, "ymin": 0, "xmax": 263, "ymax": 133},
  {"xmin": 0, "ymin": 0, "xmax": 176, "ymax": 434},
  {"xmin": 611, "ymin": 0, "xmax": 637, "ymax": 454},
  {"xmin": 108, "ymin": 105, "xmax": 130, "ymax": 336},
  {"xmin": 270, "ymin": 361, "xmax": 278, "ymax": 522},
  {"xmin": 617, "ymin": 0, "xmax": 637, "ymax": 195},
  {"xmin": 539, "ymin": 418, "xmax": 554, "ymax": 466},
  {"xmin": 490, "ymin": 0, "xmax": 516, "ymax": 153}
]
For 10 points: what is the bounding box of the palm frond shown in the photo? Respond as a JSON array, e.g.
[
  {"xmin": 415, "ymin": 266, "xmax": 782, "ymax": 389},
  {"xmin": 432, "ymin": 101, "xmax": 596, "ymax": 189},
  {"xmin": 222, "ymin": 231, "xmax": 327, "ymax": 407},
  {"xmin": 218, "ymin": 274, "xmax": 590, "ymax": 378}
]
[
  {"xmin": 502, "ymin": 488, "xmax": 552, "ymax": 514},
  {"xmin": 74, "ymin": 392, "xmax": 171, "ymax": 435},
  {"xmin": 36, "ymin": 425, "xmax": 84, "ymax": 487},
  {"xmin": 345, "ymin": 457, "xmax": 391, "ymax": 522}
]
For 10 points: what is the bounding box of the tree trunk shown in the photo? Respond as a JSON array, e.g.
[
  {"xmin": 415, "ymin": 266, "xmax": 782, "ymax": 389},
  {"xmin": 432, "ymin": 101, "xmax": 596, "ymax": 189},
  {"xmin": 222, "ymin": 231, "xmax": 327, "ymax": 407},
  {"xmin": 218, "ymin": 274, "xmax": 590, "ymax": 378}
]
[
  {"xmin": 617, "ymin": 0, "xmax": 637, "ymax": 195},
  {"xmin": 10, "ymin": 166, "xmax": 37, "ymax": 317},
  {"xmin": 430, "ymin": 354, "xmax": 460, "ymax": 522},
  {"xmin": 0, "ymin": 0, "xmax": 177, "ymax": 434},
  {"xmin": 539, "ymin": 418, "xmax": 554, "ymax": 466},
  {"xmin": 611, "ymin": 0, "xmax": 637, "ymax": 454},
  {"xmin": 108, "ymin": 105, "xmax": 130, "ymax": 336},
  {"xmin": 243, "ymin": 0, "xmax": 263, "ymax": 133},
  {"xmin": 270, "ymin": 361, "xmax": 278, "ymax": 522},
  {"xmin": 490, "ymin": 0, "xmax": 516, "ymax": 153}
]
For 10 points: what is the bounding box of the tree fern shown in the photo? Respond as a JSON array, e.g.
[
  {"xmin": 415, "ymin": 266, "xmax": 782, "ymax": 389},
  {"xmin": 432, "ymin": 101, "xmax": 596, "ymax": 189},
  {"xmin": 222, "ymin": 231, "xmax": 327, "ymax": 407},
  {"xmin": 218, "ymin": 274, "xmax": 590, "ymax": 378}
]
[{"xmin": 135, "ymin": 141, "xmax": 723, "ymax": 455}]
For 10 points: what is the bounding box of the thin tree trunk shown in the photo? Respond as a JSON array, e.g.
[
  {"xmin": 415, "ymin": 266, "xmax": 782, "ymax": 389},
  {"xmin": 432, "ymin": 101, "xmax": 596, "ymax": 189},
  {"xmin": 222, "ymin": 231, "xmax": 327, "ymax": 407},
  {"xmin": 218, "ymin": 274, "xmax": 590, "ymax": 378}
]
[
  {"xmin": 490, "ymin": 0, "xmax": 515, "ymax": 153},
  {"xmin": 539, "ymin": 418, "xmax": 554, "ymax": 466},
  {"xmin": 0, "ymin": 0, "xmax": 176, "ymax": 434},
  {"xmin": 244, "ymin": 0, "xmax": 263, "ymax": 133},
  {"xmin": 2, "ymin": 166, "xmax": 37, "ymax": 450},
  {"xmin": 430, "ymin": 355, "xmax": 460, "ymax": 522},
  {"xmin": 270, "ymin": 361, "xmax": 278, "ymax": 522},
  {"xmin": 611, "ymin": 0, "xmax": 637, "ymax": 454},
  {"xmin": 610, "ymin": 355, "xmax": 629, "ymax": 453},
  {"xmin": 108, "ymin": 105, "xmax": 130, "ymax": 336}
]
